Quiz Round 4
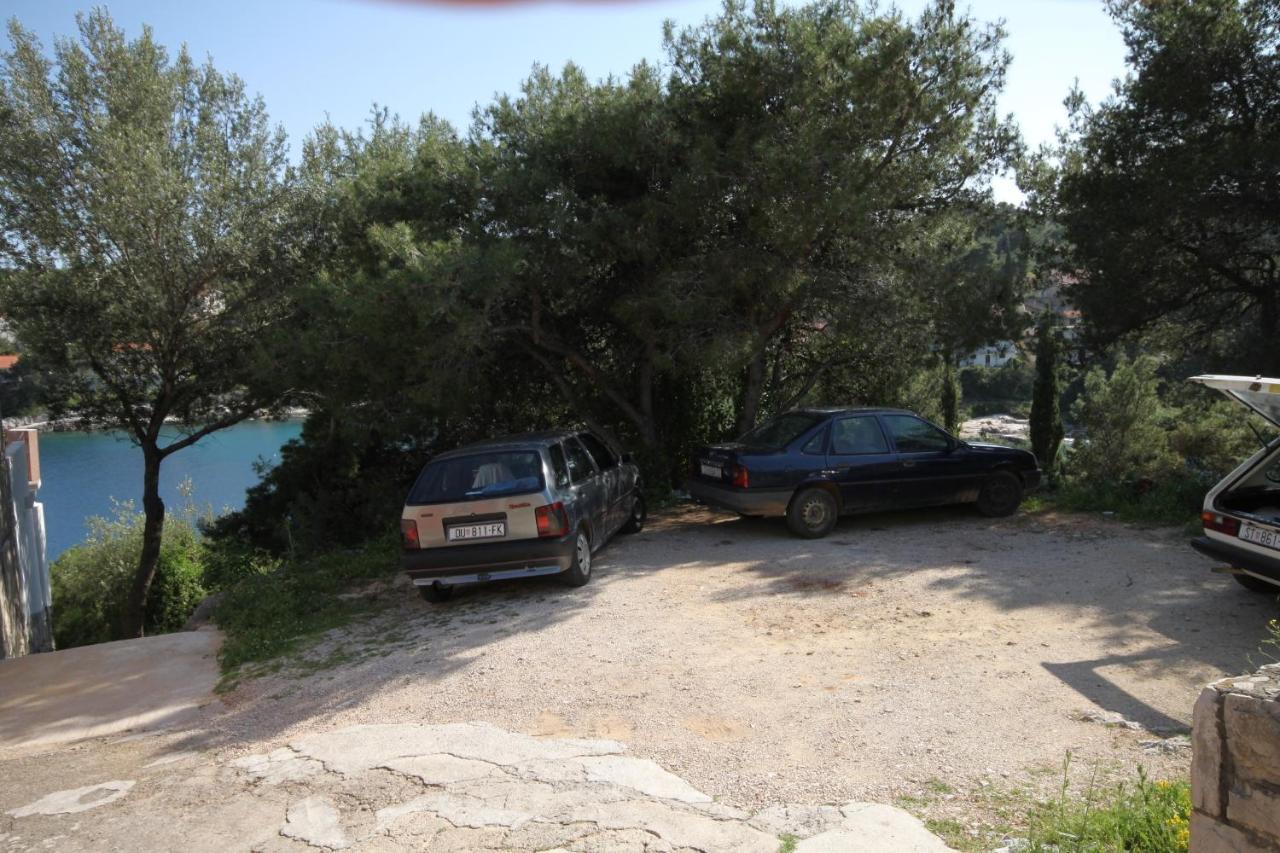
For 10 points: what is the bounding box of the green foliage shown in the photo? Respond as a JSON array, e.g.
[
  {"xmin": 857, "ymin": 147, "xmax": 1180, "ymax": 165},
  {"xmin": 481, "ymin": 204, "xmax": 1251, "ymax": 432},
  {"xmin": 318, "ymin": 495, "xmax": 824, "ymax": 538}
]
[
  {"xmin": 1029, "ymin": 316, "xmax": 1065, "ymax": 475},
  {"xmin": 213, "ymin": 533, "xmax": 400, "ymax": 672},
  {"xmin": 960, "ymin": 361, "xmax": 1035, "ymax": 405},
  {"xmin": 1029, "ymin": 0, "xmax": 1280, "ymax": 375},
  {"xmin": 0, "ymin": 10, "xmax": 310, "ymax": 635},
  {"xmin": 1052, "ymin": 359, "xmax": 1273, "ymax": 523},
  {"xmin": 51, "ymin": 503, "xmax": 207, "ymax": 648},
  {"xmin": 260, "ymin": 0, "xmax": 1024, "ymax": 511},
  {"xmin": 1262, "ymin": 618, "xmax": 1280, "ymax": 663},
  {"xmin": 1068, "ymin": 355, "xmax": 1177, "ymax": 486},
  {"xmin": 1055, "ymin": 477, "xmax": 1209, "ymax": 526},
  {"xmin": 199, "ymin": 536, "xmax": 281, "ymax": 591},
  {"xmin": 209, "ymin": 413, "xmax": 422, "ymax": 554},
  {"xmin": 1025, "ymin": 764, "xmax": 1190, "ymax": 852},
  {"xmin": 0, "ymin": 11, "xmax": 302, "ymax": 431}
]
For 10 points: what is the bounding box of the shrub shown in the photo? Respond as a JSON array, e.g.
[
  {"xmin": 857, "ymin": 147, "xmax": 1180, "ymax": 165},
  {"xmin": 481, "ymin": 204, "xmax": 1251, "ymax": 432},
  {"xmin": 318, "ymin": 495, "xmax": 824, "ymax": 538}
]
[
  {"xmin": 960, "ymin": 360, "xmax": 1035, "ymax": 403},
  {"xmin": 51, "ymin": 502, "xmax": 207, "ymax": 648},
  {"xmin": 209, "ymin": 412, "xmax": 425, "ymax": 554},
  {"xmin": 1068, "ymin": 355, "xmax": 1178, "ymax": 486},
  {"xmin": 1026, "ymin": 764, "xmax": 1190, "ymax": 852},
  {"xmin": 1167, "ymin": 397, "xmax": 1274, "ymax": 483},
  {"xmin": 213, "ymin": 532, "xmax": 399, "ymax": 671}
]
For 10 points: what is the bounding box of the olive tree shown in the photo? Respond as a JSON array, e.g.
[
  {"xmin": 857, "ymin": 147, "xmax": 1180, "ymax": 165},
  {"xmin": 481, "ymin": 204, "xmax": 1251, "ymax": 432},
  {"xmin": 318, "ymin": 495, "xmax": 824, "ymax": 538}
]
[{"xmin": 0, "ymin": 12, "xmax": 300, "ymax": 636}]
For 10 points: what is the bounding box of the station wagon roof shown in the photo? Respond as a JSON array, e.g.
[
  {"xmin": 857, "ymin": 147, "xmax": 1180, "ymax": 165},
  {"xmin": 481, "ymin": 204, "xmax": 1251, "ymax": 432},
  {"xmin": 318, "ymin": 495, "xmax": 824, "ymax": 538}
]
[{"xmin": 431, "ymin": 429, "xmax": 585, "ymax": 460}]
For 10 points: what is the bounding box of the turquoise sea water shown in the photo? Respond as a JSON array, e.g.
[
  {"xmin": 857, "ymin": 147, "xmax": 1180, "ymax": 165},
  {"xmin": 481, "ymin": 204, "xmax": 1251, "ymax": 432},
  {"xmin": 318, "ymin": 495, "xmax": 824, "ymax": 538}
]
[{"xmin": 35, "ymin": 420, "xmax": 302, "ymax": 560}]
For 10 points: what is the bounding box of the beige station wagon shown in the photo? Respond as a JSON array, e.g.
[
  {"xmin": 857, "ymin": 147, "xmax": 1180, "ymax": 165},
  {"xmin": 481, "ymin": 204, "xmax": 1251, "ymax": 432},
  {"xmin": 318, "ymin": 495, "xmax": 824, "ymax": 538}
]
[{"xmin": 400, "ymin": 430, "xmax": 645, "ymax": 602}]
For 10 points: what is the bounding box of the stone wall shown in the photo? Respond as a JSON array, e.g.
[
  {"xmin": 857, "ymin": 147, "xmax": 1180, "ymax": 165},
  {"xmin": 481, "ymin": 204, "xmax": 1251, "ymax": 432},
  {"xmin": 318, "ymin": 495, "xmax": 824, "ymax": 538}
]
[{"xmin": 1191, "ymin": 664, "xmax": 1280, "ymax": 852}]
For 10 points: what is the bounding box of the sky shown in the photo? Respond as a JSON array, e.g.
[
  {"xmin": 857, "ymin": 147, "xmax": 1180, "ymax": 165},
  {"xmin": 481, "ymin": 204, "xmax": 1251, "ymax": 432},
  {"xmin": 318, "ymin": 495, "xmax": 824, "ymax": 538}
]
[{"xmin": 4, "ymin": 0, "xmax": 1129, "ymax": 202}]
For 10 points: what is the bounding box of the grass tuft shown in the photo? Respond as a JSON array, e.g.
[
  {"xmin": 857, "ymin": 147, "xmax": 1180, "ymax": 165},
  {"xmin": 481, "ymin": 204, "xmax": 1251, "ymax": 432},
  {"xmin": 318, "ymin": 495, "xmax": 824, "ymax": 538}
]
[
  {"xmin": 1024, "ymin": 758, "xmax": 1190, "ymax": 852},
  {"xmin": 212, "ymin": 533, "xmax": 401, "ymax": 678}
]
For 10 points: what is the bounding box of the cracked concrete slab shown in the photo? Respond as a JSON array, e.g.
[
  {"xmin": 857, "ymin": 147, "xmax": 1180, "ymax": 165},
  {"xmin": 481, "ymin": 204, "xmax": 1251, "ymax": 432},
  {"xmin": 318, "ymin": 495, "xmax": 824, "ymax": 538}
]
[
  {"xmin": 233, "ymin": 747, "xmax": 326, "ymax": 785},
  {"xmin": 573, "ymin": 754, "xmax": 711, "ymax": 804},
  {"xmin": 1, "ymin": 722, "xmax": 953, "ymax": 852},
  {"xmin": 795, "ymin": 803, "xmax": 954, "ymax": 852},
  {"xmin": 230, "ymin": 723, "xmax": 955, "ymax": 851},
  {"xmin": 282, "ymin": 796, "xmax": 348, "ymax": 849},
  {"xmin": 289, "ymin": 722, "xmax": 623, "ymax": 775}
]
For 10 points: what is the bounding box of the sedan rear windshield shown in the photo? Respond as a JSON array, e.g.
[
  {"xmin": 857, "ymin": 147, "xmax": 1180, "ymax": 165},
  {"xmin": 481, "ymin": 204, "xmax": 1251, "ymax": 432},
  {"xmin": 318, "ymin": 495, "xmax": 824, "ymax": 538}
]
[
  {"xmin": 407, "ymin": 450, "xmax": 545, "ymax": 505},
  {"xmin": 738, "ymin": 413, "xmax": 822, "ymax": 450}
]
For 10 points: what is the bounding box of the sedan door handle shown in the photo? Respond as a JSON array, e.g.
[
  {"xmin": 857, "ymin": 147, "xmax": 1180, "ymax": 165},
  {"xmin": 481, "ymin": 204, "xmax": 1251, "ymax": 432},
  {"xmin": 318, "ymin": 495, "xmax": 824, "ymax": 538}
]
[{"xmin": 902, "ymin": 460, "xmax": 916, "ymax": 468}]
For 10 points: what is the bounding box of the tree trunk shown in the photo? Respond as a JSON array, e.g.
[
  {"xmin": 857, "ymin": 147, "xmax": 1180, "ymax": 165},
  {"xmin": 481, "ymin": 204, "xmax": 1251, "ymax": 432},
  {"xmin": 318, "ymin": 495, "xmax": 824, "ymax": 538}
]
[
  {"xmin": 122, "ymin": 445, "xmax": 165, "ymax": 638},
  {"xmin": 736, "ymin": 348, "xmax": 768, "ymax": 436}
]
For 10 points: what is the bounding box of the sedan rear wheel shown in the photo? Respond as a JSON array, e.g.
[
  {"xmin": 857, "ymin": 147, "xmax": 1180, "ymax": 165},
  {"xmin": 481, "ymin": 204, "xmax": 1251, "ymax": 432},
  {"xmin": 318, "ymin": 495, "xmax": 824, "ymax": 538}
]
[
  {"xmin": 787, "ymin": 488, "xmax": 838, "ymax": 539},
  {"xmin": 976, "ymin": 471, "xmax": 1023, "ymax": 517},
  {"xmin": 561, "ymin": 529, "xmax": 593, "ymax": 586},
  {"xmin": 621, "ymin": 494, "xmax": 647, "ymax": 534}
]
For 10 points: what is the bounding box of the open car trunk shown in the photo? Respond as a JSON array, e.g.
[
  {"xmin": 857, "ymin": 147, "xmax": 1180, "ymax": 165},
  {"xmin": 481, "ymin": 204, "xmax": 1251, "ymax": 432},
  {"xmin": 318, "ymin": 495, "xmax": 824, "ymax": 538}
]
[
  {"xmin": 1190, "ymin": 374, "xmax": 1280, "ymax": 525},
  {"xmin": 1217, "ymin": 484, "xmax": 1280, "ymax": 526},
  {"xmin": 1189, "ymin": 375, "xmax": 1280, "ymax": 428}
]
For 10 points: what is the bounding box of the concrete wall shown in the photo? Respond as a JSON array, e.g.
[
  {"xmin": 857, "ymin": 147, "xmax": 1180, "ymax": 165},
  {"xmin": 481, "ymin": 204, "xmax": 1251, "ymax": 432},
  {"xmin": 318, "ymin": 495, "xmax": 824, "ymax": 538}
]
[
  {"xmin": 1191, "ymin": 663, "xmax": 1280, "ymax": 852},
  {"xmin": 0, "ymin": 429, "xmax": 51, "ymax": 659}
]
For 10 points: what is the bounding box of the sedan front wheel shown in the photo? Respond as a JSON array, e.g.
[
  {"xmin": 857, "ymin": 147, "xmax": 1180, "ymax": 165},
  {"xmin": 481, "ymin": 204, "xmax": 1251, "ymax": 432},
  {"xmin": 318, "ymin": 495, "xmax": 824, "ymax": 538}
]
[{"xmin": 976, "ymin": 471, "xmax": 1023, "ymax": 517}]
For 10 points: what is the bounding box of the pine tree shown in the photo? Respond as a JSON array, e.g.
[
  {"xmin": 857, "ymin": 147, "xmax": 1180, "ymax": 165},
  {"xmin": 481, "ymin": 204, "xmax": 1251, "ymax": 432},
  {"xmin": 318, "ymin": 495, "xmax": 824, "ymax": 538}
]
[{"xmin": 1030, "ymin": 314, "xmax": 1065, "ymax": 475}]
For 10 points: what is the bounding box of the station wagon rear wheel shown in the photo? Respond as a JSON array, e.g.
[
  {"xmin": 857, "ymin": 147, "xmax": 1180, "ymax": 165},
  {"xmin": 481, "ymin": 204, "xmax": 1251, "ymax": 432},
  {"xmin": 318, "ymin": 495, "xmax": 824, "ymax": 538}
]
[
  {"xmin": 787, "ymin": 488, "xmax": 838, "ymax": 539},
  {"xmin": 417, "ymin": 582, "xmax": 454, "ymax": 603},
  {"xmin": 621, "ymin": 494, "xmax": 646, "ymax": 534},
  {"xmin": 977, "ymin": 471, "xmax": 1023, "ymax": 517},
  {"xmin": 561, "ymin": 530, "xmax": 593, "ymax": 586}
]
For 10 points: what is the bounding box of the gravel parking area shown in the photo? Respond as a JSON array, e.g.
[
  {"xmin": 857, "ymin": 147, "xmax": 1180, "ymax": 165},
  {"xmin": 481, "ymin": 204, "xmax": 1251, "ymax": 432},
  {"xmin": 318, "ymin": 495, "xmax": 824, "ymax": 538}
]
[{"xmin": 210, "ymin": 505, "xmax": 1277, "ymax": 813}]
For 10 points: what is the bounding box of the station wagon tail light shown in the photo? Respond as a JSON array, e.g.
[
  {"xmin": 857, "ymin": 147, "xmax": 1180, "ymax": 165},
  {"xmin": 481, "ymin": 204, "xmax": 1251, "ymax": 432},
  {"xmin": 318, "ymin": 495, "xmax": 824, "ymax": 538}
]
[
  {"xmin": 536, "ymin": 501, "xmax": 570, "ymax": 538},
  {"xmin": 730, "ymin": 464, "xmax": 749, "ymax": 489},
  {"xmin": 1202, "ymin": 511, "xmax": 1240, "ymax": 536},
  {"xmin": 400, "ymin": 518, "xmax": 420, "ymax": 549}
]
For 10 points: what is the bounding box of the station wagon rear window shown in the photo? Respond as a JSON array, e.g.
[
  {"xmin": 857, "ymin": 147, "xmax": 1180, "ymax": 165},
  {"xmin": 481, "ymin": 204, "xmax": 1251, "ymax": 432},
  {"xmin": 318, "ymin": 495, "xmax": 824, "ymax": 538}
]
[{"xmin": 407, "ymin": 451, "xmax": 545, "ymax": 505}]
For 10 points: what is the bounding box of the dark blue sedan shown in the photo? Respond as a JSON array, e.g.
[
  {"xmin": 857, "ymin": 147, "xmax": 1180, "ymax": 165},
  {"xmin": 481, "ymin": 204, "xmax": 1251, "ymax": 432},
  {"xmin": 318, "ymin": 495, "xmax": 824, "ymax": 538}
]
[{"xmin": 686, "ymin": 408, "xmax": 1042, "ymax": 538}]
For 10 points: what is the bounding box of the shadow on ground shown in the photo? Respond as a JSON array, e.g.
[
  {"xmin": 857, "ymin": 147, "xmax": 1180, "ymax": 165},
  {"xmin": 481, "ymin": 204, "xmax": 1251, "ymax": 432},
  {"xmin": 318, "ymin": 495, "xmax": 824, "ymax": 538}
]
[{"xmin": 167, "ymin": 504, "xmax": 1276, "ymax": 753}]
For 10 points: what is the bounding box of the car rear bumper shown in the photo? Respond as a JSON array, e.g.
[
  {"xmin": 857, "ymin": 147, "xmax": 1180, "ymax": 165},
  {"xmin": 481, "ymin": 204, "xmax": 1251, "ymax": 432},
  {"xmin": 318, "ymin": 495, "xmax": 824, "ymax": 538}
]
[
  {"xmin": 685, "ymin": 479, "xmax": 791, "ymax": 516},
  {"xmin": 402, "ymin": 532, "xmax": 576, "ymax": 586},
  {"xmin": 1190, "ymin": 535, "xmax": 1280, "ymax": 586}
]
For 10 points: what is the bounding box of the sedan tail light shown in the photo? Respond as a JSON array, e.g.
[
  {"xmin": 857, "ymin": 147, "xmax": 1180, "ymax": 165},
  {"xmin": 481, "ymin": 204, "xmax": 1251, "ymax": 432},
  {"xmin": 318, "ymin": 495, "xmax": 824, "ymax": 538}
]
[
  {"xmin": 401, "ymin": 518, "xmax": 420, "ymax": 549},
  {"xmin": 1202, "ymin": 510, "xmax": 1240, "ymax": 536},
  {"xmin": 730, "ymin": 464, "xmax": 749, "ymax": 489},
  {"xmin": 536, "ymin": 502, "xmax": 570, "ymax": 538}
]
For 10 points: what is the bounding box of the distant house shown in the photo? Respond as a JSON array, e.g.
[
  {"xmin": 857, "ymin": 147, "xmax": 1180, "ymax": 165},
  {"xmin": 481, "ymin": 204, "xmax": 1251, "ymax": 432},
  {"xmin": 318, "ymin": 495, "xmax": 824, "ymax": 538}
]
[
  {"xmin": 959, "ymin": 340, "xmax": 1019, "ymax": 368},
  {"xmin": 0, "ymin": 355, "xmax": 18, "ymax": 371}
]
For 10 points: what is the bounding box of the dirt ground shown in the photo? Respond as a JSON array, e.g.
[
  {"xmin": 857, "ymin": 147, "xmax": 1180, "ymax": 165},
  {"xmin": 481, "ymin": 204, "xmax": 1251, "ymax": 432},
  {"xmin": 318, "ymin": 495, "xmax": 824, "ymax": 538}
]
[{"xmin": 3, "ymin": 505, "xmax": 1278, "ymax": 849}]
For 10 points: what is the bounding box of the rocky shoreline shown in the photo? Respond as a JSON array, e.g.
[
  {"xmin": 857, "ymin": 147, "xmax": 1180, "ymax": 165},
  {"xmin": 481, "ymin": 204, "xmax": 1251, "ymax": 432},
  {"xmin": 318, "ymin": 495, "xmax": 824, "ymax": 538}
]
[{"xmin": 2, "ymin": 408, "xmax": 309, "ymax": 433}]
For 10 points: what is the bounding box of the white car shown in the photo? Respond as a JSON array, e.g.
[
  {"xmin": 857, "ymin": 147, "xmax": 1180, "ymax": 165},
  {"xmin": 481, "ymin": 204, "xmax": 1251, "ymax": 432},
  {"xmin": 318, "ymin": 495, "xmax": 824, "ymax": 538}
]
[{"xmin": 1190, "ymin": 374, "xmax": 1280, "ymax": 593}]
